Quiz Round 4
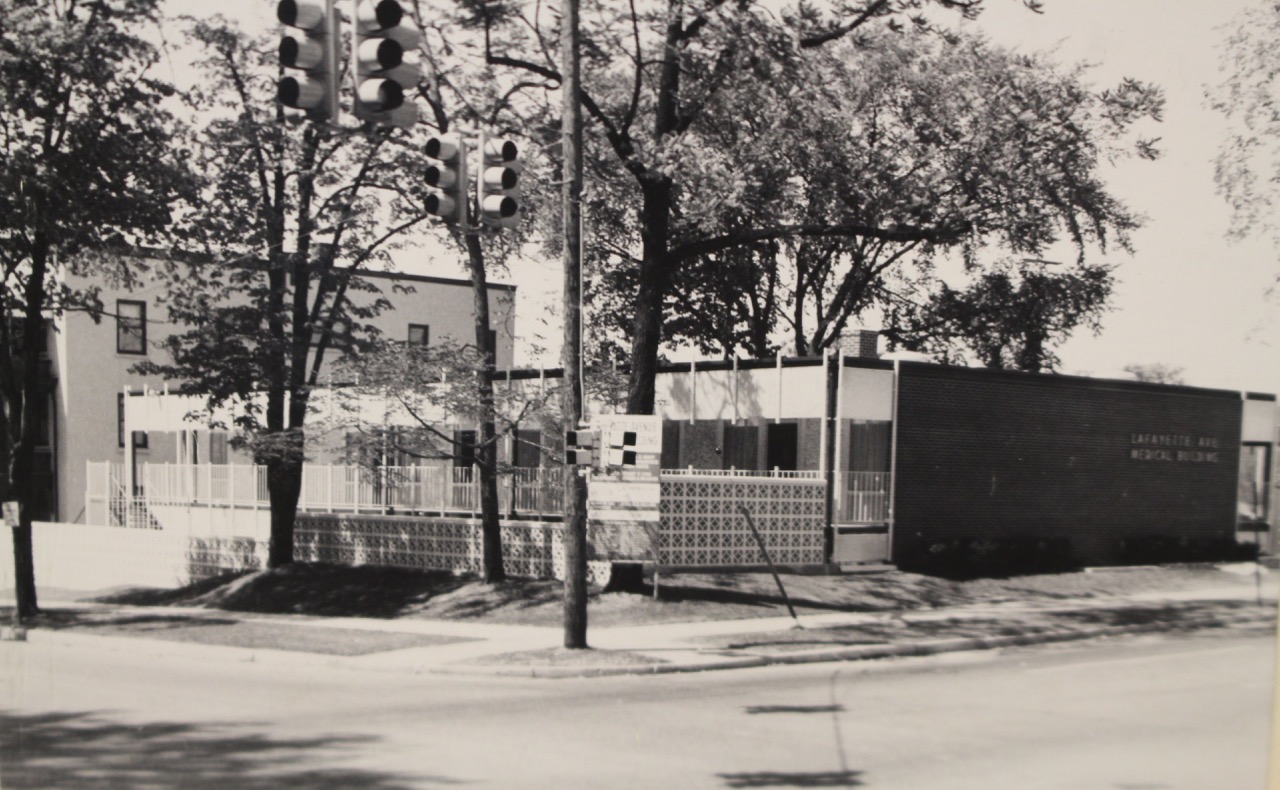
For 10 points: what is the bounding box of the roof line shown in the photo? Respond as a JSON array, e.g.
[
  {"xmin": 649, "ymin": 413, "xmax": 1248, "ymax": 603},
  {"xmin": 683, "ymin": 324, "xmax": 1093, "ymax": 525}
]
[{"xmin": 120, "ymin": 246, "xmax": 517, "ymax": 293}]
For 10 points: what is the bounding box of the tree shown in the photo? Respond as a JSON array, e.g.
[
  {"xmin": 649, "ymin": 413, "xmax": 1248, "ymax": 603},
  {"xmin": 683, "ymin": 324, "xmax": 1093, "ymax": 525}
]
[
  {"xmin": 331, "ymin": 338, "xmax": 559, "ymax": 524},
  {"xmin": 416, "ymin": 4, "xmax": 559, "ymax": 582},
  {"xmin": 596, "ymin": 30, "xmax": 1158, "ymax": 363},
  {"xmin": 0, "ymin": 0, "xmax": 195, "ymax": 621},
  {"xmin": 144, "ymin": 16, "xmax": 432, "ymax": 569},
  {"xmin": 1209, "ymin": 3, "xmax": 1280, "ymax": 271},
  {"xmin": 1123, "ymin": 363, "xmax": 1185, "ymax": 385},
  {"xmin": 475, "ymin": 0, "xmax": 1163, "ymax": 405},
  {"xmin": 478, "ymin": 0, "xmax": 1066, "ymax": 412},
  {"xmin": 882, "ymin": 260, "xmax": 1115, "ymax": 372},
  {"xmin": 150, "ymin": 9, "xmax": 554, "ymax": 581}
]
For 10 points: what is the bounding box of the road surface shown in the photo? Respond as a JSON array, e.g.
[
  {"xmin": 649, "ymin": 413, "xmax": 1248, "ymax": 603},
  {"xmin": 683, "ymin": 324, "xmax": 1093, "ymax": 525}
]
[{"xmin": 1, "ymin": 626, "xmax": 1274, "ymax": 788}]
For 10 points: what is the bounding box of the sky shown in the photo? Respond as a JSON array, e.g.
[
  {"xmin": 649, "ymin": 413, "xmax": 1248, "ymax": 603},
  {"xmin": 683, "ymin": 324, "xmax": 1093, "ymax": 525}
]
[
  {"xmin": 962, "ymin": 0, "xmax": 1280, "ymax": 395},
  {"xmin": 159, "ymin": 0, "xmax": 1280, "ymax": 394}
]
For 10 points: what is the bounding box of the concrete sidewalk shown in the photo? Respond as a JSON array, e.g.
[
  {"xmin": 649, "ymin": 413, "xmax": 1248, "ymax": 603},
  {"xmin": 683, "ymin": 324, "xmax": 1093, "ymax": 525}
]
[{"xmin": 5, "ymin": 578, "xmax": 1276, "ymax": 679}]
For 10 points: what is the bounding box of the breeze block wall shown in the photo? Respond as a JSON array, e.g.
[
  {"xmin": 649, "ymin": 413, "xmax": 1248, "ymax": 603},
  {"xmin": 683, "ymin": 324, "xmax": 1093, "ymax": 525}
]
[{"xmin": 892, "ymin": 363, "xmax": 1246, "ymax": 572}]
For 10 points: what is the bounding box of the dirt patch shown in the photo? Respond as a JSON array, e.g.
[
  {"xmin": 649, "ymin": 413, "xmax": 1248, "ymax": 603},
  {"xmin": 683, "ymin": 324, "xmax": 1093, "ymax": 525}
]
[{"xmin": 80, "ymin": 563, "xmax": 1269, "ymax": 628}]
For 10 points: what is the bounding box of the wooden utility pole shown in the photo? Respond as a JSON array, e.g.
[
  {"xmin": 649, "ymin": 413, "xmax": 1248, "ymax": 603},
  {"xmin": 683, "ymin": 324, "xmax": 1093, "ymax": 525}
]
[{"xmin": 561, "ymin": 0, "xmax": 589, "ymax": 648}]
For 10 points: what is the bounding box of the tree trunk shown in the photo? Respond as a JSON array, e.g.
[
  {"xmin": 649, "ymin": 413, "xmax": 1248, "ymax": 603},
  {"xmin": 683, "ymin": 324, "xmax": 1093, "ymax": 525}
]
[
  {"xmin": 266, "ymin": 452, "xmax": 302, "ymax": 568},
  {"xmin": 464, "ymin": 233, "xmax": 506, "ymax": 583},
  {"xmin": 624, "ymin": 4, "xmax": 682, "ymax": 417},
  {"xmin": 5, "ymin": 232, "xmax": 51, "ymax": 622},
  {"xmin": 476, "ymin": 435, "xmax": 504, "ymax": 582},
  {"xmin": 626, "ymin": 180, "xmax": 674, "ymax": 415},
  {"xmin": 7, "ymin": 456, "xmax": 39, "ymax": 622}
]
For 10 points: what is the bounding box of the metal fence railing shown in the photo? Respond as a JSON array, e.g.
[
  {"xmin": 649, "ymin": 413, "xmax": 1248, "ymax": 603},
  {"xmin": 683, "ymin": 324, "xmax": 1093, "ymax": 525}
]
[
  {"xmin": 835, "ymin": 471, "xmax": 891, "ymax": 524},
  {"xmin": 88, "ymin": 462, "xmax": 890, "ymax": 529},
  {"xmin": 660, "ymin": 468, "xmax": 823, "ymax": 479},
  {"xmin": 91, "ymin": 461, "xmax": 567, "ymax": 519}
]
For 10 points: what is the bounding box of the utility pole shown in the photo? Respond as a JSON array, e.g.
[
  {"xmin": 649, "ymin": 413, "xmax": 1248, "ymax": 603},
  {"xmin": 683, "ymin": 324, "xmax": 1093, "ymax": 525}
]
[{"xmin": 561, "ymin": 0, "xmax": 589, "ymax": 649}]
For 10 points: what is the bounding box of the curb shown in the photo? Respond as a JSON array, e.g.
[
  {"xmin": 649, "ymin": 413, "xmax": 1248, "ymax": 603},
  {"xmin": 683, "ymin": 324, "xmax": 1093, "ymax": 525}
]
[{"xmin": 432, "ymin": 612, "xmax": 1277, "ymax": 679}]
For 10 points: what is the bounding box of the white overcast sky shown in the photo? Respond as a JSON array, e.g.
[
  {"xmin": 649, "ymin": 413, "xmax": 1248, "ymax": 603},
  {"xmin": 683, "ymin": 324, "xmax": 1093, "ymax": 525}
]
[{"xmin": 158, "ymin": 0, "xmax": 1280, "ymax": 394}]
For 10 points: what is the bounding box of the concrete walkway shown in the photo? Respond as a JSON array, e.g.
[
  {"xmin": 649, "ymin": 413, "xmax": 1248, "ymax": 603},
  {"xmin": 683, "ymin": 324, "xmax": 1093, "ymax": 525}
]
[{"xmin": 5, "ymin": 575, "xmax": 1276, "ymax": 679}]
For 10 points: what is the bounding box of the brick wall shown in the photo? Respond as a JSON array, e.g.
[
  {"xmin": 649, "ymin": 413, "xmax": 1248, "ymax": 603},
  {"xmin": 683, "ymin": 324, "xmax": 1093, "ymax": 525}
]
[{"xmin": 893, "ymin": 363, "xmax": 1243, "ymax": 566}]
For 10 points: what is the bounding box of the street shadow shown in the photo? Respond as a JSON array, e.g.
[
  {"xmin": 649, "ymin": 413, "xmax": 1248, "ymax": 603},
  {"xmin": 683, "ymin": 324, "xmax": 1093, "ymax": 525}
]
[
  {"xmin": 0, "ymin": 710, "xmax": 460, "ymax": 789},
  {"xmin": 745, "ymin": 705, "xmax": 846, "ymax": 715},
  {"xmin": 718, "ymin": 770, "xmax": 864, "ymax": 787},
  {"xmin": 1053, "ymin": 601, "xmax": 1261, "ymax": 630}
]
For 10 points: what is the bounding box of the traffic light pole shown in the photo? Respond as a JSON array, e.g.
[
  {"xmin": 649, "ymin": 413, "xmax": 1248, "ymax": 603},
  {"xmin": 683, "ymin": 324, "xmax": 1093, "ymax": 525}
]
[{"xmin": 560, "ymin": 0, "xmax": 589, "ymax": 649}]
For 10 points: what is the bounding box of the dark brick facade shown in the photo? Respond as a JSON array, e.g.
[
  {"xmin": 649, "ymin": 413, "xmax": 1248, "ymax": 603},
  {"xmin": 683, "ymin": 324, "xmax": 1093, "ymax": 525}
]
[{"xmin": 893, "ymin": 363, "xmax": 1243, "ymax": 567}]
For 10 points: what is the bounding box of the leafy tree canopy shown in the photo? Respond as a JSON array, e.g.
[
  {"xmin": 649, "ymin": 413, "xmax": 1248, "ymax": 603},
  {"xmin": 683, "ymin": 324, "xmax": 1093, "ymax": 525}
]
[
  {"xmin": 1209, "ymin": 2, "xmax": 1280, "ymax": 272},
  {"xmin": 0, "ymin": 0, "xmax": 195, "ymax": 288},
  {"xmin": 883, "ymin": 259, "xmax": 1115, "ymax": 372},
  {"xmin": 0, "ymin": 0, "xmax": 196, "ymax": 618},
  {"xmin": 1123, "ymin": 362, "xmax": 1185, "ymax": 385},
  {"xmin": 580, "ymin": 26, "xmax": 1160, "ymax": 363}
]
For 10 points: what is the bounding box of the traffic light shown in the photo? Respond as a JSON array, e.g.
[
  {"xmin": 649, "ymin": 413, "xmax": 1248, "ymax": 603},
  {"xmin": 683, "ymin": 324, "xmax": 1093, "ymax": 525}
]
[
  {"xmin": 477, "ymin": 136, "xmax": 521, "ymax": 228},
  {"xmin": 603, "ymin": 429, "xmax": 639, "ymax": 467},
  {"xmin": 277, "ymin": 0, "xmax": 339, "ymax": 122},
  {"xmin": 565, "ymin": 429, "xmax": 597, "ymax": 466},
  {"xmin": 353, "ymin": 0, "xmax": 422, "ymax": 129},
  {"xmin": 424, "ymin": 136, "xmax": 467, "ymax": 224}
]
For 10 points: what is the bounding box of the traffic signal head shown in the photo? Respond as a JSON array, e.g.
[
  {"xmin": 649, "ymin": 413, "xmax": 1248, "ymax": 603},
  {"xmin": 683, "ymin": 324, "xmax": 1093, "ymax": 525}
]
[
  {"xmin": 277, "ymin": 0, "xmax": 338, "ymax": 122},
  {"xmin": 565, "ymin": 447, "xmax": 595, "ymax": 465},
  {"xmin": 477, "ymin": 137, "xmax": 521, "ymax": 228},
  {"xmin": 424, "ymin": 136, "xmax": 467, "ymax": 224},
  {"xmin": 565, "ymin": 429, "xmax": 597, "ymax": 466},
  {"xmin": 353, "ymin": 0, "xmax": 422, "ymax": 129},
  {"xmin": 603, "ymin": 429, "xmax": 639, "ymax": 466}
]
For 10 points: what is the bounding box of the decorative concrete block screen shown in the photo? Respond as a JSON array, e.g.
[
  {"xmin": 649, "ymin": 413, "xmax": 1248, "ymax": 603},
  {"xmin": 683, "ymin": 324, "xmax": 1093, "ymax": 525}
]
[
  {"xmin": 294, "ymin": 513, "xmax": 565, "ymax": 578},
  {"xmin": 658, "ymin": 475, "xmax": 826, "ymax": 566}
]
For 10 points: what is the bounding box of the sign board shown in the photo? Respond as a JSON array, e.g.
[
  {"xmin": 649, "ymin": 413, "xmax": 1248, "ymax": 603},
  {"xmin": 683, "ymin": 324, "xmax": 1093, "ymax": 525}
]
[
  {"xmin": 587, "ymin": 415, "xmax": 662, "ymax": 561},
  {"xmin": 2, "ymin": 501, "xmax": 19, "ymax": 528}
]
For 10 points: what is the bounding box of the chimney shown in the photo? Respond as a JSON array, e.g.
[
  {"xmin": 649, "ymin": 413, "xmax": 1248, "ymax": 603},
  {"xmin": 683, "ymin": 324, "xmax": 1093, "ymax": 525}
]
[{"xmin": 838, "ymin": 328, "xmax": 880, "ymax": 359}]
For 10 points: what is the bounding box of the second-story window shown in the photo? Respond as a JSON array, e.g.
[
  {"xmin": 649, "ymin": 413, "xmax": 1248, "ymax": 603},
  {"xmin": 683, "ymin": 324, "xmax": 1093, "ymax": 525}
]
[
  {"xmin": 408, "ymin": 323, "xmax": 429, "ymax": 347},
  {"xmin": 116, "ymin": 300, "xmax": 146, "ymax": 355}
]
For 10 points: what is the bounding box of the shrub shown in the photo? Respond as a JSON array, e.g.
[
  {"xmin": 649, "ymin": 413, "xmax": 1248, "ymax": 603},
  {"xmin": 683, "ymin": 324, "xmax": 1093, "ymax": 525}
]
[
  {"xmin": 1118, "ymin": 535, "xmax": 1258, "ymax": 566},
  {"xmin": 898, "ymin": 534, "xmax": 1078, "ymax": 579}
]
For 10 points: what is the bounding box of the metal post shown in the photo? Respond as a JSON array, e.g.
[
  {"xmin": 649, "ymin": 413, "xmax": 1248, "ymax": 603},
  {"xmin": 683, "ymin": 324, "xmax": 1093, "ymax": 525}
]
[
  {"xmin": 886, "ymin": 359, "xmax": 902, "ymax": 563},
  {"xmin": 739, "ymin": 504, "xmax": 800, "ymax": 627}
]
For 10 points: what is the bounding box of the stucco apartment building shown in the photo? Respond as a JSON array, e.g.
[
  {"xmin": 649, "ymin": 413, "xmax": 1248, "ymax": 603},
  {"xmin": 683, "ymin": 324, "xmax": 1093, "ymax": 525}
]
[{"xmin": 24, "ymin": 251, "xmax": 516, "ymax": 526}]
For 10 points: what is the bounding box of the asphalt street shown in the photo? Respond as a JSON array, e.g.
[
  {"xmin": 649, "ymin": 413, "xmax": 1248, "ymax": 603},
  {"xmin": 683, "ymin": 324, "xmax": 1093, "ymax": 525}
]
[{"xmin": 1, "ymin": 624, "xmax": 1273, "ymax": 789}]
